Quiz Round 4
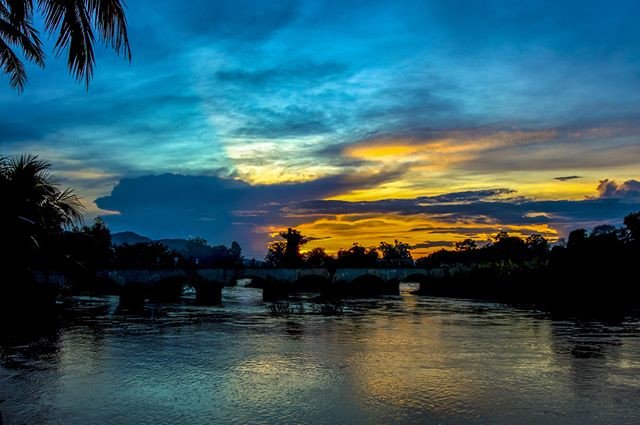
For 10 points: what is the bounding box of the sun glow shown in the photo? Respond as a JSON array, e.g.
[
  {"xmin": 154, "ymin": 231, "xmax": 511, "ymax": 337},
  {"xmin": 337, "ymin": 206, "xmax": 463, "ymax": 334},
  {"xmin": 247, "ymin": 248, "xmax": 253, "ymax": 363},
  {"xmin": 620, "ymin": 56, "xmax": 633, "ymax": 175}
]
[{"xmin": 263, "ymin": 213, "xmax": 558, "ymax": 258}]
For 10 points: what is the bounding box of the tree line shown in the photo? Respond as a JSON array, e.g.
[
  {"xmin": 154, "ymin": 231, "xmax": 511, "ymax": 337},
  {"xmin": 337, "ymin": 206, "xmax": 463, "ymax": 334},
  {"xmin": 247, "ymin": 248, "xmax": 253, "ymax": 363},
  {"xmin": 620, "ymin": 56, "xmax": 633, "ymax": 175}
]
[
  {"xmin": 264, "ymin": 228, "xmax": 413, "ymax": 268},
  {"xmin": 0, "ymin": 155, "xmax": 243, "ymax": 297},
  {"xmin": 3, "ymin": 153, "xmax": 640, "ymax": 313}
]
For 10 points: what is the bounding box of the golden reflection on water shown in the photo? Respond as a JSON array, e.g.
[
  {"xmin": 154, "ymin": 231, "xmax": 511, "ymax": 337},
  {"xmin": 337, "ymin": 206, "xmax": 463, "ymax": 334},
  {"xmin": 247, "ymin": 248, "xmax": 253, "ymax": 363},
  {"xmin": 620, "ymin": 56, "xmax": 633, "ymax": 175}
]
[
  {"xmin": 346, "ymin": 299, "xmax": 475, "ymax": 414},
  {"xmin": 3, "ymin": 290, "xmax": 640, "ymax": 425}
]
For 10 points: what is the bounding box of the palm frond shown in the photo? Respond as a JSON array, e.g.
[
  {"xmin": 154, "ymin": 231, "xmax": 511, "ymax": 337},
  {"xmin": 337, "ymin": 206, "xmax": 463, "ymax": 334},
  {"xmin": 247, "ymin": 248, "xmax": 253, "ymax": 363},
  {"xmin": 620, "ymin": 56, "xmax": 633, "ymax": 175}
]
[
  {"xmin": 0, "ymin": 36, "xmax": 26, "ymax": 90},
  {"xmin": 87, "ymin": 0, "xmax": 130, "ymax": 60},
  {"xmin": 39, "ymin": 0, "xmax": 95, "ymax": 87},
  {"xmin": 4, "ymin": 154, "xmax": 85, "ymax": 229},
  {"xmin": 55, "ymin": 187, "xmax": 85, "ymax": 224},
  {"xmin": 3, "ymin": 0, "xmax": 34, "ymax": 22},
  {"xmin": 1, "ymin": 0, "xmax": 130, "ymax": 90},
  {"xmin": 0, "ymin": 18, "xmax": 44, "ymax": 65}
]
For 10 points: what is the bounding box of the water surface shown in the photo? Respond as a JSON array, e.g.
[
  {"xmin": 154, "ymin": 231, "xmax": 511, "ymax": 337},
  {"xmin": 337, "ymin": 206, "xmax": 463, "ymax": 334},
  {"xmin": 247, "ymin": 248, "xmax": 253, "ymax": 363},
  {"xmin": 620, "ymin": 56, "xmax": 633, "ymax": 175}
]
[{"xmin": 1, "ymin": 286, "xmax": 639, "ymax": 424}]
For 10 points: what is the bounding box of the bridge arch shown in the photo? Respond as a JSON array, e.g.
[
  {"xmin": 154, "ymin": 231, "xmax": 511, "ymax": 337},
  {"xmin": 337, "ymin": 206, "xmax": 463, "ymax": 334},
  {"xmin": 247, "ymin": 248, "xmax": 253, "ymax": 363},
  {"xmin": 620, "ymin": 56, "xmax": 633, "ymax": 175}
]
[
  {"xmin": 397, "ymin": 272, "xmax": 430, "ymax": 293},
  {"xmin": 241, "ymin": 274, "xmax": 270, "ymax": 289},
  {"xmin": 347, "ymin": 273, "xmax": 399, "ymax": 296},
  {"xmin": 402, "ymin": 273, "xmax": 430, "ymax": 283},
  {"xmin": 240, "ymin": 274, "xmax": 288, "ymax": 301},
  {"xmin": 293, "ymin": 274, "xmax": 332, "ymax": 292}
]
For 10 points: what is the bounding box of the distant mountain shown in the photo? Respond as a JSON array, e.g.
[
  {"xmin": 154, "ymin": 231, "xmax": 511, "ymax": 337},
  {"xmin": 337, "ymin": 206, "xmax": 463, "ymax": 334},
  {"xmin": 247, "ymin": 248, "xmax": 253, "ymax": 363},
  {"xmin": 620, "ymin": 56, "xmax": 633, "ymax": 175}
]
[
  {"xmin": 111, "ymin": 231, "xmax": 152, "ymax": 245},
  {"xmin": 111, "ymin": 232, "xmax": 192, "ymax": 252}
]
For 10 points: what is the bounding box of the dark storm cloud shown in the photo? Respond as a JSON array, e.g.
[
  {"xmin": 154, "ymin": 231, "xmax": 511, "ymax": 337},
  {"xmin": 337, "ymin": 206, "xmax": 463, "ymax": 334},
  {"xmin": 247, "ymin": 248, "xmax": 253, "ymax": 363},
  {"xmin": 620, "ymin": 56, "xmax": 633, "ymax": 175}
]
[
  {"xmin": 412, "ymin": 241, "xmax": 454, "ymax": 249},
  {"xmin": 554, "ymin": 176, "xmax": 582, "ymax": 182},
  {"xmin": 289, "ymin": 197, "xmax": 640, "ymax": 225},
  {"xmin": 286, "ymin": 189, "xmax": 516, "ymax": 216},
  {"xmin": 97, "ymin": 171, "xmax": 640, "ymax": 257},
  {"xmin": 95, "ymin": 169, "xmax": 406, "ymax": 255}
]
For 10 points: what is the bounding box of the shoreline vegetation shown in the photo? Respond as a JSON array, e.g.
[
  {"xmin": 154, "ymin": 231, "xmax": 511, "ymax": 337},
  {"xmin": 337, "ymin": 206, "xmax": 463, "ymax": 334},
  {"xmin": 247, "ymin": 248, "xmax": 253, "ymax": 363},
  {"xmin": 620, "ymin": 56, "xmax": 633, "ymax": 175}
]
[{"xmin": 2, "ymin": 154, "xmax": 640, "ymax": 324}]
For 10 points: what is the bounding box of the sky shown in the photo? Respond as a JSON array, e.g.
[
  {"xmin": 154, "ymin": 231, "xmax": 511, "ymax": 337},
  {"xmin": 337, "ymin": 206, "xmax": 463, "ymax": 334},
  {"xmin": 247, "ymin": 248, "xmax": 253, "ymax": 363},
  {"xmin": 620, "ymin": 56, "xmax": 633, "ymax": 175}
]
[{"xmin": 2, "ymin": 0, "xmax": 640, "ymax": 258}]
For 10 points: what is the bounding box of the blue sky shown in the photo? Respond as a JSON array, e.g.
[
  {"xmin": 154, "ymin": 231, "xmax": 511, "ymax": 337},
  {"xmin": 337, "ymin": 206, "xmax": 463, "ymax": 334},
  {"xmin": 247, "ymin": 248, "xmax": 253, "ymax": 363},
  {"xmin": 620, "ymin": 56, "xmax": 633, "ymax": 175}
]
[{"xmin": 1, "ymin": 0, "xmax": 640, "ymax": 256}]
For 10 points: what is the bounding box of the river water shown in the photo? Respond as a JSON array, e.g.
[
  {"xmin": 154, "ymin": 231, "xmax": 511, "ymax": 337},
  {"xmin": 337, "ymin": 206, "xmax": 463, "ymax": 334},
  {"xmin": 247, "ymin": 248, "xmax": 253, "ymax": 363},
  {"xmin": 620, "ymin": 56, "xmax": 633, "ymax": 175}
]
[{"xmin": 1, "ymin": 285, "xmax": 639, "ymax": 424}]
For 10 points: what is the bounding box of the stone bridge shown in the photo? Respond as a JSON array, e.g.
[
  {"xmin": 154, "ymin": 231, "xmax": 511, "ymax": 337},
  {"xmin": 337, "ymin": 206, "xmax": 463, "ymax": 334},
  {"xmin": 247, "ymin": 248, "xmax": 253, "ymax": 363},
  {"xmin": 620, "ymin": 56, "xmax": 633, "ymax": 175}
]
[{"xmin": 99, "ymin": 267, "xmax": 445, "ymax": 307}]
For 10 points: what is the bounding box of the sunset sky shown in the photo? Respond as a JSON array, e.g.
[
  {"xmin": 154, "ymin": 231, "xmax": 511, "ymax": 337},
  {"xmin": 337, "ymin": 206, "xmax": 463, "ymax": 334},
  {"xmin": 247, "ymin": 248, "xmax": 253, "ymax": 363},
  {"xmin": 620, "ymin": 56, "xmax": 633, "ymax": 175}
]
[{"xmin": 2, "ymin": 0, "xmax": 640, "ymax": 257}]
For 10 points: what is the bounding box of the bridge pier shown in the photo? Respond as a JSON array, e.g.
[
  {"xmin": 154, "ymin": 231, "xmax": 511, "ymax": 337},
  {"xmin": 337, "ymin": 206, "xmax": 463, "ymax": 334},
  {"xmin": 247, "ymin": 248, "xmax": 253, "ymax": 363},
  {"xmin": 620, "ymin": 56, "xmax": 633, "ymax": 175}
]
[
  {"xmin": 194, "ymin": 282, "xmax": 223, "ymax": 305},
  {"xmin": 119, "ymin": 283, "xmax": 145, "ymax": 311},
  {"xmin": 262, "ymin": 281, "xmax": 289, "ymax": 301},
  {"xmin": 148, "ymin": 276, "xmax": 184, "ymax": 302}
]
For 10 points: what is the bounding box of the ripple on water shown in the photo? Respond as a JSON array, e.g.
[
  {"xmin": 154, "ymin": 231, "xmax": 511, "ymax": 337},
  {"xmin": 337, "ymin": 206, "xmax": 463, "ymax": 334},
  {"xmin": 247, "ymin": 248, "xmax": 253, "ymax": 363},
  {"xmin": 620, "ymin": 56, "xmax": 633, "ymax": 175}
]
[{"xmin": 1, "ymin": 288, "xmax": 640, "ymax": 425}]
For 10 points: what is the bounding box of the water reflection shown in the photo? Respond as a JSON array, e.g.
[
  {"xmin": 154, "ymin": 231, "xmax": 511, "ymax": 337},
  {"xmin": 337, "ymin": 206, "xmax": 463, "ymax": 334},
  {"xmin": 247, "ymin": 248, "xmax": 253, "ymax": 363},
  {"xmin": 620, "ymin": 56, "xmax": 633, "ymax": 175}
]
[{"xmin": 1, "ymin": 287, "xmax": 640, "ymax": 424}]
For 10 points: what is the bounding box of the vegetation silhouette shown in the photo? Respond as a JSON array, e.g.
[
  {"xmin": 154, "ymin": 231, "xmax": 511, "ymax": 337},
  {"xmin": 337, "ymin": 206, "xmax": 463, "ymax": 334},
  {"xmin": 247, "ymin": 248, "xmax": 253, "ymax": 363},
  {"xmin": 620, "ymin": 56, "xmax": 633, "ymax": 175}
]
[
  {"xmin": 0, "ymin": 0, "xmax": 131, "ymax": 91},
  {"xmin": 4, "ymin": 153, "xmax": 640, "ymax": 317},
  {"xmin": 413, "ymin": 215, "xmax": 640, "ymax": 314},
  {"xmin": 336, "ymin": 243, "xmax": 378, "ymax": 268},
  {"xmin": 0, "ymin": 155, "xmax": 83, "ymax": 319},
  {"xmin": 265, "ymin": 237, "xmax": 413, "ymax": 269},
  {"xmin": 265, "ymin": 228, "xmax": 307, "ymax": 267}
]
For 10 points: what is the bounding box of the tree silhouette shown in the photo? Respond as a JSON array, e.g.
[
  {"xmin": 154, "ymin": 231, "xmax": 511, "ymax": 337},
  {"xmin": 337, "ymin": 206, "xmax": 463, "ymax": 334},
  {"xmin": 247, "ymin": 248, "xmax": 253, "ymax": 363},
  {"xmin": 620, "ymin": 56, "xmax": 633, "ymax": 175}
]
[
  {"xmin": 266, "ymin": 228, "xmax": 308, "ymax": 267},
  {"xmin": 624, "ymin": 211, "xmax": 640, "ymax": 246},
  {"xmin": 490, "ymin": 231, "xmax": 527, "ymax": 262},
  {"xmin": 378, "ymin": 240, "xmax": 412, "ymax": 265},
  {"xmin": 0, "ymin": 154, "xmax": 84, "ymax": 267},
  {"xmin": 337, "ymin": 243, "xmax": 378, "ymax": 268},
  {"xmin": 265, "ymin": 241, "xmax": 286, "ymax": 267},
  {"xmin": 303, "ymin": 247, "xmax": 333, "ymax": 267},
  {"xmin": 113, "ymin": 241, "xmax": 180, "ymax": 268},
  {"xmin": 229, "ymin": 241, "xmax": 242, "ymax": 261},
  {"xmin": 525, "ymin": 234, "xmax": 548, "ymax": 259},
  {"xmin": 454, "ymin": 238, "xmax": 477, "ymax": 252},
  {"xmin": 567, "ymin": 228, "xmax": 587, "ymax": 250},
  {"xmin": 590, "ymin": 224, "xmax": 617, "ymax": 240},
  {"xmin": 280, "ymin": 228, "xmax": 306, "ymax": 258},
  {"xmin": 76, "ymin": 217, "xmax": 112, "ymax": 268},
  {"xmin": 0, "ymin": 0, "xmax": 131, "ymax": 91},
  {"xmin": 0, "ymin": 154, "xmax": 83, "ymax": 226},
  {"xmin": 184, "ymin": 236, "xmax": 211, "ymax": 264}
]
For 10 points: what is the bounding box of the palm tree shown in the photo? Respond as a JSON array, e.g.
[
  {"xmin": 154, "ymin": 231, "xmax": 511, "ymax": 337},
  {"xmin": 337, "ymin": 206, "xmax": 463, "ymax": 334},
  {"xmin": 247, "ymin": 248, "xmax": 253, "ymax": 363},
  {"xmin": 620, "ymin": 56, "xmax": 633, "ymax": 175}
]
[
  {"xmin": 0, "ymin": 154, "xmax": 84, "ymax": 260},
  {"xmin": 0, "ymin": 0, "xmax": 131, "ymax": 92}
]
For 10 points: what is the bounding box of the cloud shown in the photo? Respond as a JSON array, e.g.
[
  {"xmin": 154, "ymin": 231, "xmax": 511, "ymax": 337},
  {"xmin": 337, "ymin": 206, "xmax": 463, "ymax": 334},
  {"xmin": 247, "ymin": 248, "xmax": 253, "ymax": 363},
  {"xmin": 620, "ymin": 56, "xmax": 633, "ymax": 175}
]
[
  {"xmin": 95, "ymin": 169, "xmax": 406, "ymax": 256},
  {"xmin": 230, "ymin": 106, "xmax": 335, "ymax": 138},
  {"xmin": 4, "ymin": 0, "xmax": 640, "ymax": 258},
  {"xmin": 412, "ymin": 241, "xmax": 454, "ymax": 249},
  {"xmin": 289, "ymin": 196, "xmax": 640, "ymax": 226},
  {"xmin": 96, "ymin": 172, "xmax": 640, "ymax": 257},
  {"xmin": 149, "ymin": 0, "xmax": 299, "ymax": 42},
  {"xmin": 597, "ymin": 179, "xmax": 640, "ymax": 199},
  {"xmin": 555, "ymin": 176, "xmax": 582, "ymax": 181},
  {"xmin": 215, "ymin": 61, "xmax": 348, "ymax": 87}
]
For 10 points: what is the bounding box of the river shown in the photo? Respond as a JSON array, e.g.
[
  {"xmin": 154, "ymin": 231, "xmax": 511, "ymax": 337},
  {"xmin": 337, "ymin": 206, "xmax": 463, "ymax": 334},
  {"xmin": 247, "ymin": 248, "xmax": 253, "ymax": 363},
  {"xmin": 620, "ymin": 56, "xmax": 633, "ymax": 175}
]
[{"xmin": 1, "ymin": 285, "xmax": 639, "ymax": 424}]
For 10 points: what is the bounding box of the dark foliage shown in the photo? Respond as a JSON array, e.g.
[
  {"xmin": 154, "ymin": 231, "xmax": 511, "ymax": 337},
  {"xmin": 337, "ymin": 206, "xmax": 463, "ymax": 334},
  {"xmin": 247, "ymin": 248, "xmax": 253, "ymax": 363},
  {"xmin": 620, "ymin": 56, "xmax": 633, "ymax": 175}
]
[
  {"xmin": 414, "ymin": 212, "xmax": 640, "ymax": 313},
  {"xmin": 0, "ymin": 0, "xmax": 131, "ymax": 91},
  {"xmin": 113, "ymin": 241, "xmax": 182, "ymax": 269},
  {"xmin": 265, "ymin": 228, "xmax": 307, "ymax": 267},
  {"xmin": 378, "ymin": 239, "xmax": 413, "ymax": 266},
  {"xmin": 337, "ymin": 243, "xmax": 379, "ymax": 268},
  {"xmin": 180, "ymin": 237, "xmax": 243, "ymax": 268}
]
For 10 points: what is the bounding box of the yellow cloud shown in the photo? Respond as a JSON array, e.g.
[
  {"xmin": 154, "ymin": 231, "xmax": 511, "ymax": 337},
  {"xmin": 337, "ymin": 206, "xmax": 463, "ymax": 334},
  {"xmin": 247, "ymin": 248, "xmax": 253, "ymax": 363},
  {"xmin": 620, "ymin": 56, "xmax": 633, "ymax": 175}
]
[{"xmin": 263, "ymin": 213, "xmax": 558, "ymax": 258}]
